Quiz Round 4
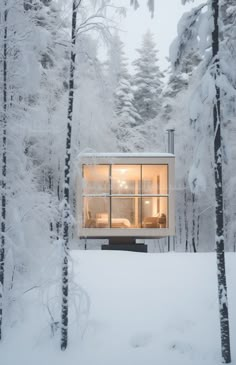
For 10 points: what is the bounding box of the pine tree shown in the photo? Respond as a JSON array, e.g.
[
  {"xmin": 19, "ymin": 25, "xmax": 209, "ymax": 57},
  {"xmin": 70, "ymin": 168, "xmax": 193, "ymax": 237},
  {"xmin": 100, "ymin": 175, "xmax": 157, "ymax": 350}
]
[
  {"xmin": 113, "ymin": 75, "xmax": 141, "ymax": 152},
  {"xmin": 107, "ymin": 32, "xmax": 125, "ymax": 92},
  {"xmin": 114, "ymin": 76, "xmax": 140, "ymax": 126},
  {"xmin": 132, "ymin": 31, "xmax": 163, "ymax": 122},
  {"xmin": 108, "ymin": 33, "xmax": 140, "ymax": 151}
]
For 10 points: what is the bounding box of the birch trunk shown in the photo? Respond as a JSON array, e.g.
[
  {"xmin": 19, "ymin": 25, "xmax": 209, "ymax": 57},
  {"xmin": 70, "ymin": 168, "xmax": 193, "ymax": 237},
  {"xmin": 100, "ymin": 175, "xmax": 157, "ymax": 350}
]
[
  {"xmin": 192, "ymin": 193, "xmax": 197, "ymax": 252},
  {"xmin": 178, "ymin": 209, "xmax": 182, "ymax": 248},
  {"xmin": 0, "ymin": 1, "xmax": 8, "ymax": 341},
  {"xmin": 60, "ymin": 0, "xmax": 79, "ymax": 351},
  {"xmin": 184, "ymin": 179, "xmax": 189, "ymax": 252},
  {"xmin": 197, "ymin": 211, "xmax": 200, "ymax": 248},
  {"xmin": 212, "ymin": 0, "xmax": 231, "ymax": 362}
]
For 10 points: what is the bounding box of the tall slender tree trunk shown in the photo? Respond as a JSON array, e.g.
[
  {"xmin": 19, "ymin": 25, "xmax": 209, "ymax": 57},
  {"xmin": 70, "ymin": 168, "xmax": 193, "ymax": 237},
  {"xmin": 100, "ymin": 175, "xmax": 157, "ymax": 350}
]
[
  {"xmin": 0, "ymin": 2, "xmax": 8, "ymax": 341},
  {"xmin": 49, "ymin": 168, "xmax": 54, "ymax": 242},
  {"xmin": 197, "ymin": 210, "xmax": 200, "ymax": 248},
  {"xmin": 192, "ymin": 193, "xmax": 197, "ymax": 252},
  {"xmin": 212, "ymin": 0, "xmax": 231, "ymax": 362},
  {"xmin": 178, "ymin": 209, "xmax": 182, "ymax": 247},
  {"xmin": 48, "ymin": 119, "xmax": 54, "ymax": 242},
  {"xmin": 60, "ymin": 0, "xmax": 79, "ymax": 351},
  {"xmin": 56, "ymin": 160, "xmax": 61, "ymax": 239},
  {"xmin": 184, "ymin": 179, "xmax": 189, "ymax": 252}
]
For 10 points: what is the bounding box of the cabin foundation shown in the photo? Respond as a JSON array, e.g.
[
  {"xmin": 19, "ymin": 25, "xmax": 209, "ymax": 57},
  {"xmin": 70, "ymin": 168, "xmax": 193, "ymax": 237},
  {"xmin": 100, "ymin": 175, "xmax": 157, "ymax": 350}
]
[{"xmin": 102, "ymin": 237, "xmax": 148, "ymax": 252}]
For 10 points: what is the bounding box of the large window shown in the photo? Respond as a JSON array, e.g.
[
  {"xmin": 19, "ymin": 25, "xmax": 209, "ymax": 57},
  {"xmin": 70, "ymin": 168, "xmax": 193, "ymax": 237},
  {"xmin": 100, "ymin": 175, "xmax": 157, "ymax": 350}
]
[{"xmin": 83, "ymin": 164, "xmax": 168, "ymax": 228}]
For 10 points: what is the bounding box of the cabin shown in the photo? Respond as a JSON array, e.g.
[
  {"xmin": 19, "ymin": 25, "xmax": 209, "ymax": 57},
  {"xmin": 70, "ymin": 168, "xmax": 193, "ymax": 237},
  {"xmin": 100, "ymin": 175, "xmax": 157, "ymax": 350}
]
[{"xmin": 76, "ymin": 153, "xmax": 175, "ymax": 251}]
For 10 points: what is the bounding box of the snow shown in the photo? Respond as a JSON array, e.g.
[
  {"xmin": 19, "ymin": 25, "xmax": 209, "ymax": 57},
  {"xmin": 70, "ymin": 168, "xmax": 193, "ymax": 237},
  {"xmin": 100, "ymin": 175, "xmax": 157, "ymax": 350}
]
[
  {"xmin": 78, "ymin": 152, "xmax": 174, "ymax": 158},
  {"xmin": 169, "ymin": 3, "xmax": 207, "ymax": 69},
  {"xmin": 1, "ymin": 251, "xmax": 236, "ymax": 365}
]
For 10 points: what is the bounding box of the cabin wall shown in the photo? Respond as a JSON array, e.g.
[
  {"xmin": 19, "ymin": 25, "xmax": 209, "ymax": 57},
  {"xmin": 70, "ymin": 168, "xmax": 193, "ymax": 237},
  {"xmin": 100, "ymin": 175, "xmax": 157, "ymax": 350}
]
[{"xmin": 76, "ymin": 156, "xmax": 175, "ymax": 239}]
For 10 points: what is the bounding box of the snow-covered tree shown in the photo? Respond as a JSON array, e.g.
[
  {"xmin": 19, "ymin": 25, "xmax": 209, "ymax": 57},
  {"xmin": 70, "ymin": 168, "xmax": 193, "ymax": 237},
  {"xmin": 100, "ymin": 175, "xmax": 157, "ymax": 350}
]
[
  {"xmin": 219, "ymin": 0, "xmax": 236, "ymax": 250},
  {"xmin": 0, "ymin": 0, "xmax": 8, "ymax": 340},
  {"xmin": 169, "ymin": 0, "xmax": 236, "ymax": 252},
  {"xmin": 106, "ymin": 32, "xmax": 126, "ymax": 93},
  {"xmin": 0, "ymin": 0, "xmax": 67, "ymax": 341},
  {"xmin": 114, "ymin": 77, "xmax": 138, "ymax": 125},
  {"xmin": 212, "ymin": 0, "xmax": 231, "ymax": 361},
  {"xmin": 162, "ymin": 50, "xmax": 202, "ymax": 127},
  {"xmin": 131, "ymin": 0, "xmax": 154, "ymax": 17},
  {"xmin": 132, "ymin": 30, "xmax": 163, "ymax": 122},
  {"xmin": 60, "ymin": 1, "xmax": 126, "ymax": 349},
  {"xmin": 113, "ymin": 76, "xmax": 141, "ymax": 151},
  {"xmin": 0, "ymin": 0, "xmax": 118, "ymax": 346},
  {"xmin": 106, "ymin": 33, "xmax": 141, "ymax": 151},
  {"xmin": 170, "ymin": 0, "xmax": 232, "ymax": 360}
]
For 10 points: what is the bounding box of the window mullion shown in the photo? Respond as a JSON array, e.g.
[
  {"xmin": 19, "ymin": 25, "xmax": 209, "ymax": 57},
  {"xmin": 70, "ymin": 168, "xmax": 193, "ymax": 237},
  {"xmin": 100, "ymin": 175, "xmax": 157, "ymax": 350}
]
[
  {"xmin": 109, "ymin": 165, "xmax": 112, "ymax": 228},
  {"xmin": 141, "ymin": 164, "xmax": 143, "ymax": 228}
]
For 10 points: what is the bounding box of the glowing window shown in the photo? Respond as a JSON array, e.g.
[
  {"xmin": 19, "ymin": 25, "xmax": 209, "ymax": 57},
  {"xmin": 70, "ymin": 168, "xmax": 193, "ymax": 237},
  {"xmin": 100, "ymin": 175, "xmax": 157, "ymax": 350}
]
[{"xmin": 82, "ymin": 164, "xmax": 168, "ymax": 229}]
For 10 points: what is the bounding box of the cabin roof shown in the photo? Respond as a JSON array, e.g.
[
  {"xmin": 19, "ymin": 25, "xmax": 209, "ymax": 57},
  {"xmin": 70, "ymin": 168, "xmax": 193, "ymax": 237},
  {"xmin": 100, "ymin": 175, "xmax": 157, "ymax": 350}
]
[{"xmin": 78, "ymin": 152, "xmax": 175, "ymax": 159}]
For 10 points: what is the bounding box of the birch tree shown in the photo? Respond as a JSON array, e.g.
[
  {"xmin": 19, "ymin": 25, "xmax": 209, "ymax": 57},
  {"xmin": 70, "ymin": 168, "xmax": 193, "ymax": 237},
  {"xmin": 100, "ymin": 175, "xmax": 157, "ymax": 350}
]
[
  {"xmin": 60, "ymin": 0, "xmax": 79, "ymax": 350},
  {"xmin": 211, "ymin": 0, "xmax": 231, "ymax": 361},
  {"xmin": 60, "ymin": 0, "xmax": 122, "ymax": 350},
  {"xmin": 169, "ymin": 0, "xmax": 232, "ymax": 360},
  {"xmin": 0, "ymin": 0, "xmax": 8, "ymax": 341}
]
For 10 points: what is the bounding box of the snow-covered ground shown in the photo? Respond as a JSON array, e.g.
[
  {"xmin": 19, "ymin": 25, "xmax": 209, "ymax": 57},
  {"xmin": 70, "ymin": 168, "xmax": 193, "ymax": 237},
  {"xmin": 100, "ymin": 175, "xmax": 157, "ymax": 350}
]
[{"xmin": 1, "ymin": 252, "xmax": 236, "ymax": 365}]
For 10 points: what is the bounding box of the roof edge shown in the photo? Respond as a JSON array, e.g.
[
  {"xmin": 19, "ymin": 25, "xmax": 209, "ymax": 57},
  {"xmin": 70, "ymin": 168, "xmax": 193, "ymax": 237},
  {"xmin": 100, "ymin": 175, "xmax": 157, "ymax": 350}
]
[{"xmin": 77, "ymin": 152, "xmax": 175, "ymax": 158}]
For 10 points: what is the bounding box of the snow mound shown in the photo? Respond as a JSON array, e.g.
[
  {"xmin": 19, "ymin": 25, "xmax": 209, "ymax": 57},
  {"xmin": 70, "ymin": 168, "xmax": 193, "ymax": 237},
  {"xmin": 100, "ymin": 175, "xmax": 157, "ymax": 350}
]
[{"xmin": 1, "ymin": 251, "xmax": 236, "ymax": 365}]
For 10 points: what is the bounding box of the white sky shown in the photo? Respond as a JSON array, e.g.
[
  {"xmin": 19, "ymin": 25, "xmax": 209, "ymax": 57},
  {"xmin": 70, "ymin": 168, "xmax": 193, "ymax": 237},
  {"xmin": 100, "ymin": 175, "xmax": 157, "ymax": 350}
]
[{"xmin": 117, "ymin": 0, "xmax": 203, "ymax": 72}]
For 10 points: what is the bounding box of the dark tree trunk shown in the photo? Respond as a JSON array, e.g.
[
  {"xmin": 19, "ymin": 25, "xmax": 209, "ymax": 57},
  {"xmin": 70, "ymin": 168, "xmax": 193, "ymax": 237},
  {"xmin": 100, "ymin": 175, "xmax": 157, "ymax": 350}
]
[
  {"xmin": 184, "ymin": 179, "xmax": 189, "ymax": 252},
  {"xmin": 60, "ymin": 0, "xmax": 79, "ymax": 351},
  {"xmin": 56, "ymin": 160, "xmax": 62, "ymax": 239},
  {"xmin": 48, "ymin": 114, "xmax": 53, "ymax": 239},
  {"xmin": 48, "ymin": 169, "xmax": 54, "ymax": 241},
  {"xmin": 178, "ymin": 209, "xmax": 182, "ymax": 248},
  {"xmin": 192, "ymin": 193, "xmax": 197, "ymax": 252},
  {"xmin": 212, "ymin": 0, "xmax": 231, "ymax": 362},
  {"xmin": 197, "ymin": 211, "xmax": 200, "ymax": 248},
  {"xmin": 0, "ymin": 2, "xmax": 8, "ymax": 341}
]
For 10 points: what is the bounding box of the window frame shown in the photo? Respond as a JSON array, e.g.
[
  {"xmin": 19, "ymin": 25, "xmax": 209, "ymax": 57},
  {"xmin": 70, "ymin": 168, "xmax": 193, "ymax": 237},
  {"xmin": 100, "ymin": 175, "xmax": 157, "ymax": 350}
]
[{"xmin": 82, "ymin": 163, "xmax": 169, "ymax": 228}]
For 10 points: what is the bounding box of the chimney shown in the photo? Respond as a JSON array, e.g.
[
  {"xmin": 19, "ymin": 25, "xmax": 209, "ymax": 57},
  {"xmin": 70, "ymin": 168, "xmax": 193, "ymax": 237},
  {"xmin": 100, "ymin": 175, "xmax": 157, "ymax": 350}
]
[{"xmin": 167, "ymin": 129, "xmax": 175, "ymax": 154}]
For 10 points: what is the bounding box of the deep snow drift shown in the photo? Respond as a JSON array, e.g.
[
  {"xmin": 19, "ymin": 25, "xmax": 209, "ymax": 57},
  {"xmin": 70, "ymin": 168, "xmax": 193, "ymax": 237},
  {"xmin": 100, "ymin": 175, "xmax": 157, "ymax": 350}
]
[{"xmin": 1, "ymin": 251, "xmax": 236, "ymax": 365}]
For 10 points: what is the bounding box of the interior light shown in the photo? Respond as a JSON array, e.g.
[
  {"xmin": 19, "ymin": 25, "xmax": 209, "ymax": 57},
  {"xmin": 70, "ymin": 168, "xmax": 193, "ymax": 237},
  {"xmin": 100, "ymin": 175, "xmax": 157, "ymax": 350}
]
[
  {"xmin": 145, "ymin": 200, "xmax": 150, "ymax": 205},
  {"xmin": 120, "ymin": 169, "xmax": 127, "ymax": 174}
]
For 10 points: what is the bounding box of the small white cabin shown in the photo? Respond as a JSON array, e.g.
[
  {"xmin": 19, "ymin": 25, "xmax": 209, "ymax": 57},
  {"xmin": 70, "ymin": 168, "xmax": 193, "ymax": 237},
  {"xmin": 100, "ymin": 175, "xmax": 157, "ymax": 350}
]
[{"xmin": 76, "ymin": 153, "xmax": 175, "ymax": 242}]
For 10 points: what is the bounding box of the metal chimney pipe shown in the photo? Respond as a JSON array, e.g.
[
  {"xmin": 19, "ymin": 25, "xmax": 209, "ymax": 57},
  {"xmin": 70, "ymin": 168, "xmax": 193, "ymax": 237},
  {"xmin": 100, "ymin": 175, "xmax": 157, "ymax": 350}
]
[{"xmin": 167, "ymin": 129, "xmax": 175, "ymax": 154}]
